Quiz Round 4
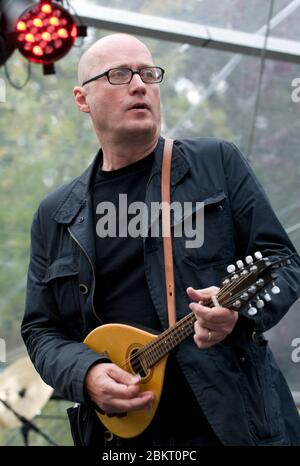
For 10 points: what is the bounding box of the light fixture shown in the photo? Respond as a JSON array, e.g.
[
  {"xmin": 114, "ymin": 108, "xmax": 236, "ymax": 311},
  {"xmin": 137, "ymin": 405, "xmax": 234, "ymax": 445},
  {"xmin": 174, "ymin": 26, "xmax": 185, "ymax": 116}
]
[{"xmin": 0, "ymin": 1, "xmax": 87, "ymax": 75}]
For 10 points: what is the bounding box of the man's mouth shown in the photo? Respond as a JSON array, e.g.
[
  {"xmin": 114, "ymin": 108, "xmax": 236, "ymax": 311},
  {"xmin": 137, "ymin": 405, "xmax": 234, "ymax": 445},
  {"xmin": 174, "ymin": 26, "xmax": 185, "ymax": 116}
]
[{"xmin": 128, "ymin": 103, "xmax": 149, "ymax": 110}]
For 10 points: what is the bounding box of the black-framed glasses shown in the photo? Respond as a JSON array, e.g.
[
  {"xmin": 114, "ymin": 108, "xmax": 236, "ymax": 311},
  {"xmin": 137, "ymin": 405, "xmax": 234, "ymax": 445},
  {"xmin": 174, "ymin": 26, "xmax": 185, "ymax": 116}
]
[{"xmin": 82, "ymin": 66, "xmax": 165, "ymax": 86}]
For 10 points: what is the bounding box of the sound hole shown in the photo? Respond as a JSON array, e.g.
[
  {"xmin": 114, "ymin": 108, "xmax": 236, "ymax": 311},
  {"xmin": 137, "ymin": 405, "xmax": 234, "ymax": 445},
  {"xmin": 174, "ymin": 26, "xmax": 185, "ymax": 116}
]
[{"xmin": 129, "ymin": 348, "xmax": 148, "ymax": 378}]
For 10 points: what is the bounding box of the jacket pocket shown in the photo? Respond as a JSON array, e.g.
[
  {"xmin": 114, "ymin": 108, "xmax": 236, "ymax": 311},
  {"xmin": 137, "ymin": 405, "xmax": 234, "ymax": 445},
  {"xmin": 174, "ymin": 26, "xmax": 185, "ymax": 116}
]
[
  {"xmin": 43, "ymin": 255, "xmax": 81, "ymax": 332},
  {"xmin": 175, "ymin": 191, "xmax": 235, "ymax": 270},
  {"xmin": 44, "ymin": 255, "xmax": 79, "ymax": 281},
  {"xmin": 238, "ymin": 338, "xmax": 286, "ymax": 442}
]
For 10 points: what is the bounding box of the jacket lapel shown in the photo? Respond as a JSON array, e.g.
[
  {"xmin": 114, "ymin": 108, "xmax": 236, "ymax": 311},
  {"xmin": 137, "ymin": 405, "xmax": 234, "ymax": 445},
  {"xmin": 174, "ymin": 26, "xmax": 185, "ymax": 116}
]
[{"xmin": 51, "ymin": 149, "xmax": 102, "ymax": 268}]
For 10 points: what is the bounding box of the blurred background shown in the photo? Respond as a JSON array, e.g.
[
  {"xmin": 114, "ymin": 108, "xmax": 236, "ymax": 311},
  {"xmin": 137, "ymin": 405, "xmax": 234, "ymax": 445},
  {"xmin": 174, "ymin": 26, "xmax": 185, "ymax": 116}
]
[{"xmin": 0, "ymin": 0, "xmax": 299, "ymax": 445}]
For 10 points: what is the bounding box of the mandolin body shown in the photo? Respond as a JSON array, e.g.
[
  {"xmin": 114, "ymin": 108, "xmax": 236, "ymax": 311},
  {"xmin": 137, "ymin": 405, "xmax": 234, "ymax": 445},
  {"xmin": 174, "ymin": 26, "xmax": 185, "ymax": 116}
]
[{"xmin": 84, "ymin": 323, "xmax": 168, "ymax": 438}]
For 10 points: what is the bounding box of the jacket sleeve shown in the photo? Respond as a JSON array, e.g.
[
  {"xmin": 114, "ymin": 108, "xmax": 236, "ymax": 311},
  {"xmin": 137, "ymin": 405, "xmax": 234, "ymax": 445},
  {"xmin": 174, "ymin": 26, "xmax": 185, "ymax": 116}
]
[
  {"xmin": 222, "ymin": 141, "xmax": 300, "ymax": 333},
  {"xmin": 21, "ymin": 207, "xmax": 110, "ymax": 404}
]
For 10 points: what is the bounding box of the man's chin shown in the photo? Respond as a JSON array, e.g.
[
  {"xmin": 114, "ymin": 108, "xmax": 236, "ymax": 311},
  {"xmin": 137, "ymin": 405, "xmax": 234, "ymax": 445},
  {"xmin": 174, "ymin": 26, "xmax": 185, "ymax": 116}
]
[{"xmin": 119, "ymin": 124, "xmax": 156, "ymax": 140}]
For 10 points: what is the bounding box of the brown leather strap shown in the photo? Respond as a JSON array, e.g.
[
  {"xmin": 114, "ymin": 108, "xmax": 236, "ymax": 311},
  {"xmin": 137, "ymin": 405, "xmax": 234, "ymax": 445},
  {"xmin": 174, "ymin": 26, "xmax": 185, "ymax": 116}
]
[{"xmin": 161, "ymin": 138, "xmax": 176, "ymax": 327}]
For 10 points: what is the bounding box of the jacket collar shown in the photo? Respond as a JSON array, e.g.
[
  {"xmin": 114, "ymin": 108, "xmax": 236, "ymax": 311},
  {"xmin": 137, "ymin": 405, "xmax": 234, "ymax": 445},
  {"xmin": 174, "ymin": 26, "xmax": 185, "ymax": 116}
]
[{"xmin": 52, "ymin": 136, "xmax": 190, "ymax": 224}]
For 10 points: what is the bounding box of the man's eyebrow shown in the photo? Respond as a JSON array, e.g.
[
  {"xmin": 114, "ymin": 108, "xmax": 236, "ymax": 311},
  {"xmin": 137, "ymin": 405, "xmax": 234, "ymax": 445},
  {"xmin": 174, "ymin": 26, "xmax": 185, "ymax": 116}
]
[{"xmin": 106, "ymin": 63, "xmax": 154, "ymax": 69}]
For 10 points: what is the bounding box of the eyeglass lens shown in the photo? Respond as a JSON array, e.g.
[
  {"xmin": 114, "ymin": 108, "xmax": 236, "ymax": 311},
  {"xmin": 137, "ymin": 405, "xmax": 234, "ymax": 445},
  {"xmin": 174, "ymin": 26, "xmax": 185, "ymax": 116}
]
[{"xmin": 108, "ymin": 67, "xmax": 163, "ymax": 84}]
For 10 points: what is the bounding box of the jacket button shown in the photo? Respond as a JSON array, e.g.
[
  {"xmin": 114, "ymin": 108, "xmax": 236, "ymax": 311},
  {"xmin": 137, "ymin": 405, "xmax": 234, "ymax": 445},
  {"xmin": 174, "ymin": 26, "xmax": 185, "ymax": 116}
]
[
  {"xmin": 104, "ymin": 430, "xmax": 114, "ymax": 442},
  {"xmin": 78, "ymin": 216, "xmax": 85, "ymax": 223},
  {"xmin": 240, "ymin": 357, "xmax": 246, "ymax": 363},
  {"xmin": 79, "ymin": 284, "xmax": 89, "ymax": 294}
]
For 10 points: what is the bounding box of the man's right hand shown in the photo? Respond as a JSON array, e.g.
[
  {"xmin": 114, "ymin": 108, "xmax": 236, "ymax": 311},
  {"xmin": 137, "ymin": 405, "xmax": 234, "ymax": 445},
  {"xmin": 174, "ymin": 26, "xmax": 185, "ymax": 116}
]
[{"xmin": 85, "ymin": 363, "xmax": 155, "ymax": 415}]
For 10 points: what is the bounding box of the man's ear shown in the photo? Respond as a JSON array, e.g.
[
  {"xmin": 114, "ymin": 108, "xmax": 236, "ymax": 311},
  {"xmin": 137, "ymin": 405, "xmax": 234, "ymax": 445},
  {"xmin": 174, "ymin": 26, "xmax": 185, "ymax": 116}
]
[{"xmin": 73, "ymin": 86, "xmax": 90, "ymax": 113}]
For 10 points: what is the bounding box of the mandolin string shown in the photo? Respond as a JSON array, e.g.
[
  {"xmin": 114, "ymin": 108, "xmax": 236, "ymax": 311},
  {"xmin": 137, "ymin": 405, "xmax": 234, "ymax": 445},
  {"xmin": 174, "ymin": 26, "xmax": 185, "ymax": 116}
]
[
  {"xmin": 129, "ymin": 270, "xmax": 260, "ymax": 370},
  {"xmin": 118, "ymin": 313, "xmax": 194, "ymax": 371},
  {"xmin": 93, "ymin": 265, "xmax": 272, "ymax": 413},
  {"xmin": 123, "ymin": 309, "xmax": 201, "ymax": 370},
  {"xmin": 96, "ymin": 262, "xmax": 286, "ymax": 418},
  {"xmin": 110, "ymin": 267, "xmax": 258, "ymax": 372},
  {"xmin": 142, "ymin": 269, "xmax": 258, "ymax": 365},
  {"xmin": 138, "ymin": 266, "xmax": 252, "ymax": 364},
  {"xmin": 96, "ymin": 260, "xmax": 284, "ymax": 415},
  {"xmin": 119, "ymin": 275, "xmax": 245, "ymax": 370},
  {"xmin": 219, "ymin": 271, "xmax": 257, "ymax": 309}
]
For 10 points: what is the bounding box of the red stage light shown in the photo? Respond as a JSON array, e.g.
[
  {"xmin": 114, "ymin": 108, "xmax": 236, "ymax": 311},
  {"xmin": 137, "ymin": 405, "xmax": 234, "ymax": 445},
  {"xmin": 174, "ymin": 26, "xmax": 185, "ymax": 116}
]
[{"xmin": 15, "ymin": 1, "xmax": 77, "ymax": 64}]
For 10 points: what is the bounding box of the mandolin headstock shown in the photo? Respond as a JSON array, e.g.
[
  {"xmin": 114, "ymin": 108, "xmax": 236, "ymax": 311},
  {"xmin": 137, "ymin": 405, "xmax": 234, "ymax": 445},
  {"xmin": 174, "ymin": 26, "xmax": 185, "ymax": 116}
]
[{"xmin": 217, "ymin": 251, "xmax": 293, "ymax": 316}]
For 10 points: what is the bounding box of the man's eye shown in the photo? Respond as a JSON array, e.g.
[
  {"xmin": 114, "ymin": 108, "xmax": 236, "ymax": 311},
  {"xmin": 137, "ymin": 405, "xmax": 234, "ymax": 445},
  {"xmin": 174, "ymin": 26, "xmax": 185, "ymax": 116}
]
[
  {"xmin": 111, "ymin": 69, "xmax": 127, "ymax": 78},
  {"xmin": 143, "ymin": 70, "xmax": 155, "ymax": 79}
]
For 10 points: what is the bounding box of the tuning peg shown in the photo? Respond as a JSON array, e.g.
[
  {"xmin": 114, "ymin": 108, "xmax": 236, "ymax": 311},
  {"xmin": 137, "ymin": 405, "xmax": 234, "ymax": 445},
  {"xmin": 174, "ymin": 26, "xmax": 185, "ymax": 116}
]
[
  {"xmin": 256, "ymin": 298, "xmax": 264, "ymax": 309},
  {"xmin": 248, "ymin": 285, "xmax": 257, "ymax": 294},
  {"xmin": 222, "ymin": 278, "xmax": 230, "ymax": 286},
  {"xmin": 271, "ymin": 282, "xmax": 280, "ymax": 294},
  {"xmin": 263, "ymin": 291, "xmax": 271, "ymax": 302},
  {"xmin": 232, "ymin": 300, "xmax": 241, "ymax": 309},
  {"xmin": 248, "ymin": 305, "xmax": 258, "ymax": 316},
  {"xmin": 254, "ymin": 251, "xmax": 262, "ymax": 260},
  {"xmin": 236, "ymin": 259, "xmax": 249, "ymax": 276},
  {"xmin": 256, "ymin": 278, "xmax": 265, "ymax": 287},
  {"xmin": 236, "ymin": 260, "xmax": 244, "ymax": 269},
  {"xmin": 245, "ymin": 255, "xmax": 253, "ymax": 264},
  {"xmin": 240, "ymin": 292, "xmax": 249, "ymax": 301},
  {"xmin": 227, "ymin": 264, "xmax": 236, "ymax": 273}
]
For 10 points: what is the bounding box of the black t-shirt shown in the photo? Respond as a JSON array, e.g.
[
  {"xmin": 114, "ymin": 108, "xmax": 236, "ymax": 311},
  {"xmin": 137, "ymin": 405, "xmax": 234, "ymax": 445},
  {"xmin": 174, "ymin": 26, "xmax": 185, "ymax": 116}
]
[
  {"xmin": 93, "ymin": 153, "xmax": 212, "ymax": 438},
  {"xmin": 93, "ymin": 153, "xmax": 161, "ymax": 329}
]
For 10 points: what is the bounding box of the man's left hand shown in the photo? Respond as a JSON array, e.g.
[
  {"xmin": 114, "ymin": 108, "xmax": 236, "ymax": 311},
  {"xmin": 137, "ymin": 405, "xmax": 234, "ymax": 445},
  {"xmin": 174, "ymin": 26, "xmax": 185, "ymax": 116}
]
[{"xmin": 186, "ymin": 286, "xmax": 238, "ymax": 348}]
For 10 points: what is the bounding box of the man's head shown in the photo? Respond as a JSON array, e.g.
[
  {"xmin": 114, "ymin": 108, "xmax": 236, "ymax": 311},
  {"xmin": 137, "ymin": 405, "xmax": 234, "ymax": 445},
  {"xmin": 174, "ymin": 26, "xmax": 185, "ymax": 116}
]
[{"xmin": 73, "ymin": 34, "xmax": 162, "ymax": 148}]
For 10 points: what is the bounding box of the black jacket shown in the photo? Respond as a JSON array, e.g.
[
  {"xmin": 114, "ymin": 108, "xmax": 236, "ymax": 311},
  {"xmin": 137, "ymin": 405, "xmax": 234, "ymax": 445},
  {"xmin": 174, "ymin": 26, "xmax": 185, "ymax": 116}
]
[{"xmin": 22, "ymin": 137, "xmax": 300, "ymax": 445}]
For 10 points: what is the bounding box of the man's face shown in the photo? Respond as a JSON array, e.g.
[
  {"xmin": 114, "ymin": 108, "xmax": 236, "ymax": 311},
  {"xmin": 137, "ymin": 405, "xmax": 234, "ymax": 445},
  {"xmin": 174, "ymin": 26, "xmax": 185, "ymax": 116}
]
[{"xmin": 82, "ymin": 38, "xmax": 162, "ymax": 144}]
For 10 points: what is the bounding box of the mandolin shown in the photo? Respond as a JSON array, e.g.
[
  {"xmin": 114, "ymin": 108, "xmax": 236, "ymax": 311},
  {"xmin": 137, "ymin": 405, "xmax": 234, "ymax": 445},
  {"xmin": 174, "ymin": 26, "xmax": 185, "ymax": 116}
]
[{"xmin": 84, "ymin": 252, "xmax": 292, "ymax": 438}]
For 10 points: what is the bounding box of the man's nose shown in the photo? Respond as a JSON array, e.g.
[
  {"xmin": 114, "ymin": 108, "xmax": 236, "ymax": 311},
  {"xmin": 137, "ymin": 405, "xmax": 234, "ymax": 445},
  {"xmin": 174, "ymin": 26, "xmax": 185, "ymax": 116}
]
[{"xmin": 129, "ymin": 73, "xmax": 146, "ymax": 92}]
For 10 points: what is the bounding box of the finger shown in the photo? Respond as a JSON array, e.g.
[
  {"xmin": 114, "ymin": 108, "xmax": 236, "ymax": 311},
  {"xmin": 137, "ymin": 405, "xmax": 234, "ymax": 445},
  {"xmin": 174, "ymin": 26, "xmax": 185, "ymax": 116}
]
[
  {"xmin": 186, "ymin": 286, "xmax": 220, "ymax": 303},
  {"xmin": 193, "ymin": 321, "xmax": 221, "ymax": 342},
  {"xmin": 100, "ymin": 369, "xmax": 142, "ymax": 399},
  {"xmin": 193, "ymin": 332, "xmax": 216, "ymax": 349},
  {"xmin": 193, "ymin": 321, "xmax": 210, "ymax": 341},
  {"xmin": 103, "ymin": 390, "xmax": 155, "ymax": 414},
  {"xmin": 189, "ymin": 301, "xmax": 232, "ymax": 324},
  {"xmin": 100, "ymin": 377, "xmax": 141, "ymax": 400},
  {"xmin": 200, "ymin": 307, "xmax": 238, "ymax": 329},
  {"xmin": 92, "ymin": 365, "xmax": 141, "ymax": 400},
  {"xmin": 108, "ymin": 364, "xmax": 141, "ymax": 386},
  {"xmin": 193, "ymin": 323, "xmax": 224, "ymax": 349}
]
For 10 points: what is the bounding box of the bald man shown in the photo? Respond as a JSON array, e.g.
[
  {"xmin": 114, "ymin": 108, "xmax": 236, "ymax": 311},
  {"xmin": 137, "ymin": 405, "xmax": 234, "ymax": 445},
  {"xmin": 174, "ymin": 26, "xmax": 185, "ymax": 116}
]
[
  {"xmin": 22, "ymin": 34, "xmax": 300, "ymax": 448},
  {"xmin": 74, "ymin": 34, "xmax": 161, "ymax": 168}
]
